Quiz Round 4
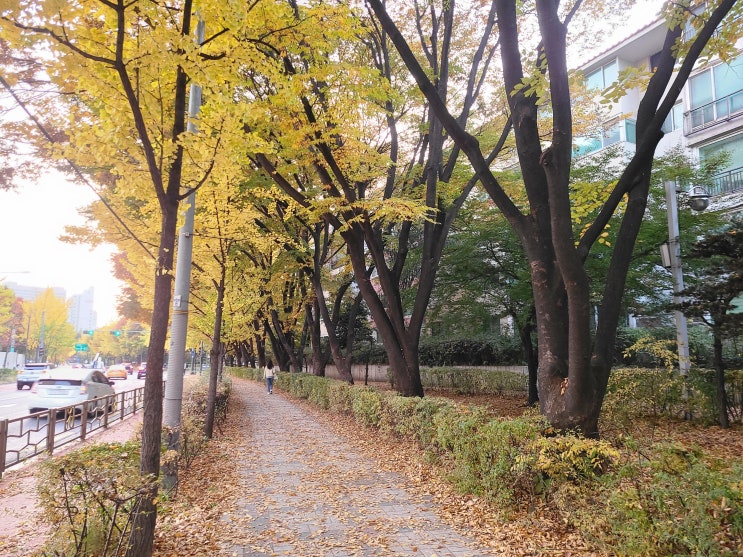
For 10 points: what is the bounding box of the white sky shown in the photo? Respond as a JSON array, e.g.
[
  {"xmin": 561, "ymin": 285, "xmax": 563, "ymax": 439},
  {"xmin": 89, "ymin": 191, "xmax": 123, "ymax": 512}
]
[{"xmin": 0, "ymin": 174, "xmax": 122, "ymax": 326}]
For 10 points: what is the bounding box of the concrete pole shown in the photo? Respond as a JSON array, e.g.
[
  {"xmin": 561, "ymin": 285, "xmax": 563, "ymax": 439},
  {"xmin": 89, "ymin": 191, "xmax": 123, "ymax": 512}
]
[
  {"xmin": 664, "ymin": 180, "xmax": 691, "ymax": 376},
  {"xmin": 163, "ymin": 18, "xmax": 205, "ymax": 455}
]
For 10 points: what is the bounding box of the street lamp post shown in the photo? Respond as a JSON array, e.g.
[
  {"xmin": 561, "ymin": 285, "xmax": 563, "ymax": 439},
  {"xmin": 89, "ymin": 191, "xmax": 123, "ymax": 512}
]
[{"xmin": 661, "ymin": 180, "xmax": 710, "ymax": 377}]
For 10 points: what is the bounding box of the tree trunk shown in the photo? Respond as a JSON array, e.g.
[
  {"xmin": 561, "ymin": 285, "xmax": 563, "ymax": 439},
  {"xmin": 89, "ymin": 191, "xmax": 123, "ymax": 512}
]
[
  {"xmin": 126, "ymin": 204, "xmax": 178, "ymax": 556},
  {"xmin": 713, "ymin": 331, "xmax": 730, "ymax": 429},
  {"xmin": 270, "ymin": 308, "xmax": 302, "ymax": 372},
  {"xmin": 366, "ymin": 0, "xmax": 737, "ymax": 436},
  {"xmin": 516, "ymin": 307, "xmax": 539, "ymax": 406},
  {"xmin": 306, "ymin": 300, "xmax": 330, "ymax": 376},
  {"xmin": 311, "ymin": 276, "xmax": 354, "ymax": 383},
  {"xmin": 205, "ymin": 275, "xmax": 225, "ymax": 439}
]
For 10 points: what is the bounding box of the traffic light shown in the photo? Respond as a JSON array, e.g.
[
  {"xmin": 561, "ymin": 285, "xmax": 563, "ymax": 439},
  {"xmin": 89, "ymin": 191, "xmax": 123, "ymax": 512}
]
[
  {"xmin": 85, "ymin": 330, "xmax": 95, "ymax": 335},
  {"xmin": 112, "ymin": 330, "xmax": 122, "ymax": 337}
]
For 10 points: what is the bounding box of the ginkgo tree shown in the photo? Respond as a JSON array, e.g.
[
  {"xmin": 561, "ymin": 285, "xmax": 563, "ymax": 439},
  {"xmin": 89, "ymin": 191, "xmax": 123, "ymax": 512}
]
[
  {"xmin": 22, "ymin": 289, "xmax": 76, "ymax": 363},
  {"xmin": 0, "ymin": 0, "xmax": 264, "ymax": 553}
]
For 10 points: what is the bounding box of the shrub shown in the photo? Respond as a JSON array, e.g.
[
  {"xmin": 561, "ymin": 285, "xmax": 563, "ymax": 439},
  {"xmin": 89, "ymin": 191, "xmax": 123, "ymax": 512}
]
[
  {"xmin": 35, "ymin": 377, "xmax": 231, "ymax": 556},
  {"xmin": 584, "ymin": 442, "xmax": 743, "ymax": 556},
  {"xmin": 420, "ymin": 366, "xmax": 528, "ymax": 395},
  {"xmin": 351, "ymin": 388, "xmax": 383, "ymax": 427},
  {"xmin": 419, "ymin": 335, "xmax": 523, "ymax": 366},
  {"xmin": 0, "ymin": 368, "xmax": 16, "ymax": 383},
  {"xmin": 601, "ymin": 366, "xmax": 726, "ymax": 431},
  {"xmin": 327, "ymin": 381, "xmax": 356, "ymax": 414},
  {"xmin": 37, "ymin": 441, "xmax": 151, "ymax": 556}
]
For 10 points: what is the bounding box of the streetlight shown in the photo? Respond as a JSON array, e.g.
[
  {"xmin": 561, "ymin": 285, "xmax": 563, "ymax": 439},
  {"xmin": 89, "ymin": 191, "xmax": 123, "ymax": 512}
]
[{"xmin": 660, "ymin": 180, "xmax": 710, "ymax": 377}]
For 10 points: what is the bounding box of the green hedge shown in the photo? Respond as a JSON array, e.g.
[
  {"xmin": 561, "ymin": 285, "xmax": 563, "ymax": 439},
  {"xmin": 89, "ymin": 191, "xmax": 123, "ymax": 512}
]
[
  {"xmin": 419, "ymin": 366, "xmax": 528, "ymax": 395},
  {"xmin": 419, "ymin": 335, "xmax": 523, "ymax": 366}
]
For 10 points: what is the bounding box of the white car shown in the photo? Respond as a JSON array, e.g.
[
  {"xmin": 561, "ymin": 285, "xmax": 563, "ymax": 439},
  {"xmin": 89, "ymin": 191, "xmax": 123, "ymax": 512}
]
[
  {"xmin": 16, "ymin": 362, "xmax": 55, "ymax": 390},
  {"xmin": 28, "ymin": 367, "xmax": 116, "ymax": 415}
]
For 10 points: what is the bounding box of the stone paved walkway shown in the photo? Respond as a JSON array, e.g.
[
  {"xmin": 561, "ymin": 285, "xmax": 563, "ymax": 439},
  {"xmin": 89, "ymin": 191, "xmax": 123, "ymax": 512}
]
[{"xmin": 221, "ymin": 379, "xmax": 496, "ymax": 557}]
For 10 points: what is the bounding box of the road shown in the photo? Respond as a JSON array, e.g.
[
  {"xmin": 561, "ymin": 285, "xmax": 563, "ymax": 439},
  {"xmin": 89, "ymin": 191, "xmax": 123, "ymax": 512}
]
[
  {"xmin": 0, "ymin": 374, "xmax": 142, "ymax": 420},
  {"xmin": 1, "ymin": 374, "xmax": 144, "ymax": 470}
]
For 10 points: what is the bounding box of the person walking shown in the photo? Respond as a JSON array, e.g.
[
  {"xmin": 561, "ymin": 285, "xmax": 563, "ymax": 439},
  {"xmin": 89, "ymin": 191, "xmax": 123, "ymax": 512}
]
[{"xmin": 264, "ymin": 359, "xmax": 276, "ymax": 394}]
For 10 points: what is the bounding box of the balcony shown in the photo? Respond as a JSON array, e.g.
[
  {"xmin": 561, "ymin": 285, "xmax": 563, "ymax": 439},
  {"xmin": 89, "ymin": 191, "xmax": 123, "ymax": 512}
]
[
  {"xmin": 709, "ymin": 166, "xmax": 743, "ymax": 196},
  {"xmin": 685, "ymin": 89, "xmax": 743, "ymax": 134}
]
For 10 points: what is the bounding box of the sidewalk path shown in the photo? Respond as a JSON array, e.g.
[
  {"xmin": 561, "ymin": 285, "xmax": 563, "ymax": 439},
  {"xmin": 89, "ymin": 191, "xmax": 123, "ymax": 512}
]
[{"xmin": 218, "ymin": 378, "xmax": 497, "ymax": 557}]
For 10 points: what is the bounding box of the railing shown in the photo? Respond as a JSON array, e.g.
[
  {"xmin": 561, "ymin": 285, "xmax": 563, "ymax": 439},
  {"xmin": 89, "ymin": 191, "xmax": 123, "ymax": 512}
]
[
  {"xmin": 709, "ymin": 166, "xmax": 743, "ymax": 196},
  {"xmin": 0, "ymin": 386, "xmax": 145, "ymax": 478},
  {"xmin": 685, "ymin": 89, "xmax": 743, "ymax": 134}
]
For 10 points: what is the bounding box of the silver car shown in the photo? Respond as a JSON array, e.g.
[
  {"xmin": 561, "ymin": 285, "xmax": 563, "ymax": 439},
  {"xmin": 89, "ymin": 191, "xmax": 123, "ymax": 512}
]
[
  {"xmin": 16, "ymin": 362, "xmax": 55, "ymax": 390},
  {"xmin": 28, "ymin": 367, "xmax": 116, "ymax": 415}
]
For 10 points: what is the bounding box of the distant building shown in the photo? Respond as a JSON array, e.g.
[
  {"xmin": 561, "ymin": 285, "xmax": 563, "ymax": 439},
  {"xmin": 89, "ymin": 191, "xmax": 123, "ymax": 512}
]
[
  {"xmin": 577, "ymin": 12, "xmax": 743, "ymax": 332},
  {"xmin": 2, "ymin": 281, "xmax": 97, "ymax": 332},
  {"xmin": 4, "ymin": 281, "xmax": 66, "ymax": 303},
  {"xmin": 68, "ymin": 288, "xmax": 97, "ymax": 333}
]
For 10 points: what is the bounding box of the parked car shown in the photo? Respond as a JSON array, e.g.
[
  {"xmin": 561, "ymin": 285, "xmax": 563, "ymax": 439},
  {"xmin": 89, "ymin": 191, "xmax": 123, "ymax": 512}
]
[
  {"xmin": 28, "ymin": 367, "xmax": 116, "ymax": 415},
  {"xmin": 137, "ymin": 362, "xmax": 147, "ymax": 379},
  {"xmin": 105, "ymin": 364, "xmax": 128, "ymax": 380},
  {"xmin": 16, "ymin": 362, "xmax": 55, "ymax": 390}
]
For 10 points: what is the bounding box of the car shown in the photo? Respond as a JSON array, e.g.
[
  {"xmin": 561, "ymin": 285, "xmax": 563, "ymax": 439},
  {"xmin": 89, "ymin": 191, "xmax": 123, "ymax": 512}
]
[
  {"xmin": 137, "ymin": 362, "xmax": 147, "ymax": 379},
  {"xmin": 28, "ymin": 366, "xmax": 116, "ymax": 415},
  {"xmin": 105, "ymin": 364, "xmax": 128, "ymax": 380},
  {"xmin": 16, "ymin": 362, "xmax": 55, "ymax": 390}
]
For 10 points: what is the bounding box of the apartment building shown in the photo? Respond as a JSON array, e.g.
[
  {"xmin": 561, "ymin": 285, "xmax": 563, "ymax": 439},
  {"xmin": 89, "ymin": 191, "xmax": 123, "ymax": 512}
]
[{"xmin": 577, "ymin": 14, "xmax": 743, "ymax": 215}]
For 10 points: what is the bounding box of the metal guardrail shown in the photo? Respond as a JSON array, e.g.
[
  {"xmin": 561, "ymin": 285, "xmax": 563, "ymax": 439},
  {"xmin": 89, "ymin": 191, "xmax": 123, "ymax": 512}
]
[{"xmin": 0, "ymin": 386, "xmax": 145, "ymax": 478}]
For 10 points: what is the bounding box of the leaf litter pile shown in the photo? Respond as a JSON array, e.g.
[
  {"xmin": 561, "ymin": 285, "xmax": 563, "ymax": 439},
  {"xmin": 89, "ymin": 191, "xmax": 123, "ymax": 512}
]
[{"xmin": 154, "ymin": 380, "xmax": 598, "ymax": 556}]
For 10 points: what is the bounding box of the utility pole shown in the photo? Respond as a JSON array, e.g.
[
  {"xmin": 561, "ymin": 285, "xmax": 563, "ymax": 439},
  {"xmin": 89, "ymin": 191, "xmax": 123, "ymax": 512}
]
[
  {"xmin": 664, "ymin": 180, "xmax": 691, "ymax": 377},
  {"xmin": 38, "ymin": 310, "xmax": 45, "ymax": 361},
  {"xmin": 162, "ymin": 17, "xmax": 204, "ymax": 488}
]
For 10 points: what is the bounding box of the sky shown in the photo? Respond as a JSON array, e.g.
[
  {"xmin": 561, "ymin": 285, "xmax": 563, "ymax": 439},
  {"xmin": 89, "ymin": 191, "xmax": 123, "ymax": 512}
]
[{"xmin": 0, "ymin": 174, "xmax": 122, "ymax": 326}]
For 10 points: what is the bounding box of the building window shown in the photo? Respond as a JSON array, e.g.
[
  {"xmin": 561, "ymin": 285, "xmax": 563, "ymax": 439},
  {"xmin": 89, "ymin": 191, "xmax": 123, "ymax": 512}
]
[
  {"xmin": 573, "ymin": 119, "xmax": 635, "ymax": 157},
  {"xmin": 687, "ymin": 55, "xmax": 743, "ymax": 131},
  {"xmin": 662, "ymin": 103, "xmax": 683, "ymax": 133},
  {"xmin": 700, "ymin": 134, "xmax": 743, "ymax": 195},
  {"xmin": 585, "ymin": 60, "xmax": 618, "ymax": 92}
]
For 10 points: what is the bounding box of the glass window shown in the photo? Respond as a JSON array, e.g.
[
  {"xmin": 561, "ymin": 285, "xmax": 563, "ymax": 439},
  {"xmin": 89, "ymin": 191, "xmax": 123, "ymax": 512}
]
[
  {"xmin": 625, "ymin": 119, "xmax": 637, "ymax": 143},
  {"xmin": 700, "ymin": 134, "xmax": 743, "ymax": 172},
  {"xmin": 604, "ymin": 123, "xmax": 620, "ymax": 146},
  {"xmin": 713, "ymin": 55, "xmax": 743, "ymax": 98},
  {"xmin": 690, "ymin": 71, "xmax": 713, "ymax": 109},
  {"xmin": 662, "ymin": 103, "xmax": 683, "ymax": 133},
  {"xmin": 586, "ymin": 68, "xmax": 604, "ymax": 91},
  {"xmin": 585, "ymin": 60, "xmax": 618, "ymax": 91}
]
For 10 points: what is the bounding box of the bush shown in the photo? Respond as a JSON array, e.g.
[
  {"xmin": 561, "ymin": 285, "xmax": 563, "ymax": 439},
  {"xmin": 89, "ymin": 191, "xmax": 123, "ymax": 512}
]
[
  {"xmin": 35, "ymin": 376, "xmax": 231, "ymax": 556},
  {"xmin": 601, "ymin": 366, "xmax": 732, "ymax": 430},
  {"xmin": 419, "ymin": 335, "xmax": 523, "ymax": 366},
  {"xmin": 37, "ymin": 441, "xmax": 150, "ymax": 556},
  {"xmin": 327, "ymin": 381, "xmax": 355, "ymax": 414},
  {"xmin": 582, "ymin": 441, "xmax": 743, "ymax": 556},
  {"xmin": 351, "ymin": 388, "xmax": 383, "ymax": 427},
  {"xmin": 420, "ymin": 366, "xmax": 528, "ymax": 395},
  {"xmin": 0, "ymin": 368, "xmax": 16, "ymax": 383}
]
